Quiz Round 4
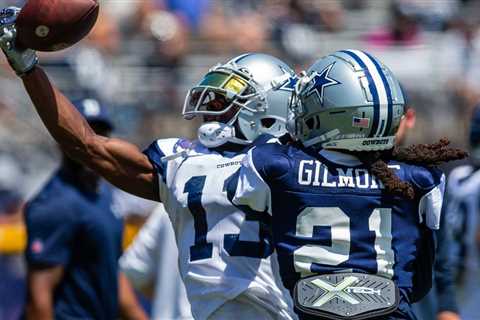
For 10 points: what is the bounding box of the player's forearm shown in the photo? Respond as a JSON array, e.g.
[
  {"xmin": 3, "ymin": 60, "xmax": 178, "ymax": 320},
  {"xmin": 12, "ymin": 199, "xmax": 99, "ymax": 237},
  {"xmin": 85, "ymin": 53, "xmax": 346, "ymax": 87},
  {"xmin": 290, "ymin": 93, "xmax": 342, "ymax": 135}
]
[
  {"xmin": 22, "ymin": 66, "xmax": 97, "ymax": 163},
  {"xmin": 26, "ymin": 266, "xmax": 64, "ymax": 320},
  {"xmin": 25, "ymin": 284, "xmax": 54, "ymax": 320},
  {"xmin": 119, "ymin": 272, "xmax": 149, "ymax": 320},
  {"xmin": 25, "ymin": 300, "xmax": 53, "ymax": 320}
]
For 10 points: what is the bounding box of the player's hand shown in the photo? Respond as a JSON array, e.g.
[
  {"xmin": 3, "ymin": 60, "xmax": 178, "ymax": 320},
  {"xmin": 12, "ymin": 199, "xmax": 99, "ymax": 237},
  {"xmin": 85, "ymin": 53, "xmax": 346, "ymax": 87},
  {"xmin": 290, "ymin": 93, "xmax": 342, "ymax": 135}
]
[
  {"xmin": 437, "ymin": 311, "xmax": 461, "ymax": 320},
  {"xmin": 0, "ymin": 6, "xmax": 38, "ymax": 76}
]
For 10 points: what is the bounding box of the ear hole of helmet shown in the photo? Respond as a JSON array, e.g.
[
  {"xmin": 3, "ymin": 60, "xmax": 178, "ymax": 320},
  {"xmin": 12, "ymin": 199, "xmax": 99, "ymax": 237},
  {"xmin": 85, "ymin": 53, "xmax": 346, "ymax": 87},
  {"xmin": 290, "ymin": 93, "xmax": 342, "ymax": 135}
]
[
  {"xmin": 261, "ymin": 118, "xmax": 276, "ymax": 128},
  {"xmin": 306, "ymin": 117, "xmax": 315, "ymax": 130},
  {"xmin": 305, "ymin": 115, "xmax": 321, "ymax": 130}
]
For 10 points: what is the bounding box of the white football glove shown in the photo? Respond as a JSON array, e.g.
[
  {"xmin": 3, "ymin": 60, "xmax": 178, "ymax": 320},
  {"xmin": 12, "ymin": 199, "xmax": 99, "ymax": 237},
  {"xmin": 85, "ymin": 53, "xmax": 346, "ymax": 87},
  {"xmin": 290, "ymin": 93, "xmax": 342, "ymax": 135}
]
[{"xmin": 0, "ymin": 7, "xmax": 38, "ymax": 76}]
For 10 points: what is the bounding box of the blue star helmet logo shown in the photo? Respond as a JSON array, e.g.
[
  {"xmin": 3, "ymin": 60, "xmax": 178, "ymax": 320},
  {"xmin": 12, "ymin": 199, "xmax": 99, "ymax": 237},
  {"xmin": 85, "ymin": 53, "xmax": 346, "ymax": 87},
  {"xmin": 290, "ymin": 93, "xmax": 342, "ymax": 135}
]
[
  {"xmin": 276, "ymin": 66, "xmax": 298, "ymax": 92},
  {"xmin": 306, "ymin": 62, "xmax": 341, "ymax": 105},
  {"xmin": 278, "ymin": 76, "xmax": 298, "ymax": 92}
]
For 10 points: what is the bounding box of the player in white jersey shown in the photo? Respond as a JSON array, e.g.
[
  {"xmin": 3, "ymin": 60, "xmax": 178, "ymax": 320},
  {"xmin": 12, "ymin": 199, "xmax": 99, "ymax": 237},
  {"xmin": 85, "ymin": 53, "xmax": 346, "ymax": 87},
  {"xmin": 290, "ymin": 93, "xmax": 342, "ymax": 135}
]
[
  {"xmin": 0, "ymin": 16, "xmax": 297, "ymax": 319},
  {"xmin": 143, "ymin": 135, "xmax": 292, "ymax": 319},
  {"xmin": 120, "ymin": 204, "xmax": 193, "ymax": 319},
  {"xmin": 140, "ymin": 53, "xmax": 297, "ymax": 319},
  {"xmin": 110, "ymin": 189, "xmax": 192, "ymax": 319}
]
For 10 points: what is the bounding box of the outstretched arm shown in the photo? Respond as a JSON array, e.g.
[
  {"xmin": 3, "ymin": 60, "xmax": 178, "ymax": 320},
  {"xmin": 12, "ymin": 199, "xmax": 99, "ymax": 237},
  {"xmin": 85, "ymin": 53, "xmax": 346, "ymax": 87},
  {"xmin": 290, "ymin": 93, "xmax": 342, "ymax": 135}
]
[
  {"xmin": 22, "ymin": 67, "xmax": 158, "ymax": 200},
  {"xmin": 0, "ymin": 8, "xmax": 158, "ymax": 200}
]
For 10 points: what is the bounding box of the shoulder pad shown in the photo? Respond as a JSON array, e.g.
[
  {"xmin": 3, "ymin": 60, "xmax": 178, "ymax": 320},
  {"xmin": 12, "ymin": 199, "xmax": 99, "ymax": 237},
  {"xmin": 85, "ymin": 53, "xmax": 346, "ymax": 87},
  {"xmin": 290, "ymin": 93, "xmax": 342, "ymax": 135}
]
[
  {"xmin": 251, "ymin": 133, "xmax": 280, "ymax": 147},
  {"xmin": 410, "ymin": 166, "xmax": 444, "ymax": 192},
  {"xmin": 251, "ymin": 144, "xmax": 291, "ymax": 181}
]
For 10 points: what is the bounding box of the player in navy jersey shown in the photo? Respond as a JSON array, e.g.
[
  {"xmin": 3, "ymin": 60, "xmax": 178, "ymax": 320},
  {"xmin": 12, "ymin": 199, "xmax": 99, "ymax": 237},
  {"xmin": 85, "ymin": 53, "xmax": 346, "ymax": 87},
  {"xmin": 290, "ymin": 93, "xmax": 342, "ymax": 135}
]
[
  {"xmin": 229, "ymin": 50, "xmax": 467, "ymax": 320},
  {"xmin": 0, "ymin": 10, "xmax": 298, "ymax": 318},
  {"xmin": 440, "ymin": 106, "xmax": 480, "ymax": 318}
]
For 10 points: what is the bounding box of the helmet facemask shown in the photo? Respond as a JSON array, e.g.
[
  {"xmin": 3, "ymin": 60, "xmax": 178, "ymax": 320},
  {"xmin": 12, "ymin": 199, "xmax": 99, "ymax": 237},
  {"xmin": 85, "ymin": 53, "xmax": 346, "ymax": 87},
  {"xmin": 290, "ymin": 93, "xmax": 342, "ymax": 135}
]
[
  {"xmin": 183, "ymin": 65, "xmax": 264, "ymax": 121},
  {"xmin": 183, "ymin": 62, "xmax": 288, "ymax": 146}
]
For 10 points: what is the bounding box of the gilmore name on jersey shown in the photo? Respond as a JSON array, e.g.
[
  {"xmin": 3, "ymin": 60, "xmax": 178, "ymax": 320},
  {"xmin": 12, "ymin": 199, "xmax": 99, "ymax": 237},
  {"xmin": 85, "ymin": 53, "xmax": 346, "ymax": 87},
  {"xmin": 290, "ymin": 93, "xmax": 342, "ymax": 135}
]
[
  {"xmin": 229, "ymin": 138, "xmax": 445, "ymax": 311},
  {"xmin": 297, "ymin": 159, "xmax": 385, "ymax": 189}
]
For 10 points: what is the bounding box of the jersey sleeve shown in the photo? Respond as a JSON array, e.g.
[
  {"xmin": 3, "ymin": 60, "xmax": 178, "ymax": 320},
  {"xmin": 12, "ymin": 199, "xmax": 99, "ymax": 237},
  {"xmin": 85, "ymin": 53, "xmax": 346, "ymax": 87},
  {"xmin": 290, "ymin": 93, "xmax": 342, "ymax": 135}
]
[
  {"xmin": 227, "ymin": 147, "xmax": 273, "ymax": 214},
  {"xmin": 25, "ymin": 202, "xmax": 79, "ymax": 267},
  {"xmin": 412, "ymin": 166, "xmax": 446, "ymax": 230},
  {"xmin": 143, "ymin": 138, "xmax": 192, "ymax": 202},
  {"xmin": 119, "ymin": 206, "xmax": 165, "ymax": 289},
  {"xmin": 143, "ymin": 138, "xmax": 187, "ymax": 181}
]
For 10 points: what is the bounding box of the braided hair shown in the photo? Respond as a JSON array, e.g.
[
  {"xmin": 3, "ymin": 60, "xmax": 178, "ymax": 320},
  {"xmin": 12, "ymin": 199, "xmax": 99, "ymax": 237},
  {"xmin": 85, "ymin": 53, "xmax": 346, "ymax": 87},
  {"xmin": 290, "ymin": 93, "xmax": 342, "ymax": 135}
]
[{"xmin": 355, "ymin": 138, "xmax": 468, "ymax": 200}]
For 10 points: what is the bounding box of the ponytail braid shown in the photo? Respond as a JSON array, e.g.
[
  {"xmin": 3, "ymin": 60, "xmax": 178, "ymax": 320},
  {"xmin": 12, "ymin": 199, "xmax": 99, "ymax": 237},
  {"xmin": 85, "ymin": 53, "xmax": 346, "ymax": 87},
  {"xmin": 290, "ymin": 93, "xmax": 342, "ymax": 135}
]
[{"xmin": 355, "ymin": 138, "xmax": 467, "ymax": 200}]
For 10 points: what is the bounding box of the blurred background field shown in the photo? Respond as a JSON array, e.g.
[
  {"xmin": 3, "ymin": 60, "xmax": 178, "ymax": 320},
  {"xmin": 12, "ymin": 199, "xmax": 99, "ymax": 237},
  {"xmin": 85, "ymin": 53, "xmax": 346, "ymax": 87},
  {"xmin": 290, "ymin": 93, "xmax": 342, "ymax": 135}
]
[{"xmin": 1, "ymin": 0, "xmax": 480, "ymax": 319}]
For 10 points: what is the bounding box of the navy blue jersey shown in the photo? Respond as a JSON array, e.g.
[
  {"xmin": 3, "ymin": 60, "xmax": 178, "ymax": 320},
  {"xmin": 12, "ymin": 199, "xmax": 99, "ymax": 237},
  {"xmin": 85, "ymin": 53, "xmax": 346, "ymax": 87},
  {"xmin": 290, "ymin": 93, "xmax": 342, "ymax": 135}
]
[
  {"xmin": 230, "ymin": 141, "xmax": 445, "ymax": 318},
  {"xmin": 25, "ymin": 168, "xmax": 124, "ymax": 320}
]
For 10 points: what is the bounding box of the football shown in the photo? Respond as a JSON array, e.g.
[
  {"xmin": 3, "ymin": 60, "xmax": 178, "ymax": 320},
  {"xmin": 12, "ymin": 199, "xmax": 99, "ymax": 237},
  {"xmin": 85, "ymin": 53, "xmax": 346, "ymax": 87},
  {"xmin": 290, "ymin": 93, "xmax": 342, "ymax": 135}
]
[{"xmin": 15, "ymin": 0, "xmax": 99, "ymax": 51}]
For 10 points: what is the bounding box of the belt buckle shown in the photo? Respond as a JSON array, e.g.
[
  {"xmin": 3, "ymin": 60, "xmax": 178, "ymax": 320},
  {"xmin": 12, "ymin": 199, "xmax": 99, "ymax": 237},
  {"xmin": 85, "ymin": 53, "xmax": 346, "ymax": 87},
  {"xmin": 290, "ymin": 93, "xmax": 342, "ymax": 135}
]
[{"xmin": 294, "ymin": 272, "xmax": 399, "ymax": 320}]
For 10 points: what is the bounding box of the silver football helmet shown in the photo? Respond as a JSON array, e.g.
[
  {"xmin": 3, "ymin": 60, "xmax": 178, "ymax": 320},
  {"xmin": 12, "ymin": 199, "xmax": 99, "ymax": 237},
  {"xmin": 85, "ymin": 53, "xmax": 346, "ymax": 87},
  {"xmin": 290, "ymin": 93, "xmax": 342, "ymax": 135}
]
[
  {"xmin": 183, "ymin": 53, "xmax": 296, "ymax": 147},
  {"xmin": 288, "ymin": 49, "xmax": 405, "ymax": 151}
]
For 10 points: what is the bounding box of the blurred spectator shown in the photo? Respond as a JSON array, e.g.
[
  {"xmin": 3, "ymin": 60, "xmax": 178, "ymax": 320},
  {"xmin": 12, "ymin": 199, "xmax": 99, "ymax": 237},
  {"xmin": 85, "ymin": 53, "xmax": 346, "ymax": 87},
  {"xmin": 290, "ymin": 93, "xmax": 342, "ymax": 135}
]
[
  {"xmin": 23, "ymin": 98, "xmax": 146, "ymax": 320},
  {"xmin": 439, "ymin": 2, "xmax": 480, "ymax": 138},
  {"xmin": 120, "ymin": 204, "xmax": 193, "ymax": 319},
  {"xmin": 267, "ymin": 0, "xmax": 344, "ymax": 64},
  {"xmin": 111, "ymin": 189, "xmax": 157, "ymax": 223},
  {"xmin": 393, "ymin": 0, "xmax": 459, "ymax": 31},
  {"xmin": 0, "ymin": 154, "xmax": 25, "ymax": 224},
  {"xmin": 442, "ymin": 106, "xmax": 480, "ymax": 319},
  {"xmin": 163, "ymin": 0, "xmax": 210, "ymax": 31},
  {"xmin": 364, "ymin": 1, "xmax": 423, "ymax": 47},
  {"xmin": 71, "ymin": 10, "xmax": 122, "ymax": 100},
  {"xmin": 413, "ymin": 213, "xmax": 461, "ymax": 320},
  {"xmin": 0, "ymin": 155, "xmax": 26, "ymax": 320},
  {"xmin": 395, "ymin": 100, "xmax": 460, "ymax": 320}
]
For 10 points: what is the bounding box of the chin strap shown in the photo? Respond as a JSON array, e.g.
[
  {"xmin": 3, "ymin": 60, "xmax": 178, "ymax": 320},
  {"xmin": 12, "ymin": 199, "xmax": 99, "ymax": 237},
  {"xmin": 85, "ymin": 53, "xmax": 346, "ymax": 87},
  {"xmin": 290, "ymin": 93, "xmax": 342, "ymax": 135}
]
[{"xmin": 197, "ymin": 121, "xmax": 250, "ymax": 148}]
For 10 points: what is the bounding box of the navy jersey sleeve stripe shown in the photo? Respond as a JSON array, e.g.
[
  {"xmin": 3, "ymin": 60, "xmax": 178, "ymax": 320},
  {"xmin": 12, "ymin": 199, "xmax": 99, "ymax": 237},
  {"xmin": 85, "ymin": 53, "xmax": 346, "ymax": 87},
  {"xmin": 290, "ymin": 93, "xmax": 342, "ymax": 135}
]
[{"xmin": 143, "ymin": 141, "xmax": 167, "ymax": 179}]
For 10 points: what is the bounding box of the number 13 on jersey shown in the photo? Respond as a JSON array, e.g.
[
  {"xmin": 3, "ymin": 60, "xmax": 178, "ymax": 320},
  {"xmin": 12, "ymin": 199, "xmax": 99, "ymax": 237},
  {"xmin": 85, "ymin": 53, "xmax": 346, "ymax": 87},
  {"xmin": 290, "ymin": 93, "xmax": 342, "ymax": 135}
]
[{"xmin": 184, "ymin": 175, "xmax": 272, "ymax": 261}]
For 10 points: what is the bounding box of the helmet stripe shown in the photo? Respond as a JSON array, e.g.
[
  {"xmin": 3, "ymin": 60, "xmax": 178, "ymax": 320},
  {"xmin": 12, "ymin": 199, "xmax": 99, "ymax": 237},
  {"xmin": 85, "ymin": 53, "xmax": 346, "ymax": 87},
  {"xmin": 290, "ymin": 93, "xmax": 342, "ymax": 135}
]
[
  {"xmin": 348, "ymin": 50, "xmax": 389, "ymax": 137},
  {"xmin": 234, "ymin": 53, "xmax": 253, "ymax": 63},
  {"xmin": 364, "ymin": 51, "xmax": 393, "ymax": 137},
  {"xmin": 340, "ymin": 50, "xmax": 380, "ymax": 138}
]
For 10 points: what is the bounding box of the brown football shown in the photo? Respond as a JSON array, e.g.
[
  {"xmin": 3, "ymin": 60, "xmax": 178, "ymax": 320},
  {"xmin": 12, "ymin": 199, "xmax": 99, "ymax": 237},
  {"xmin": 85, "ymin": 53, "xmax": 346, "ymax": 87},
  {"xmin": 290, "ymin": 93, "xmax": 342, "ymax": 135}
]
[{"xmin": 15, "ymin": 0, "xmax": 99, "ymax": 51}]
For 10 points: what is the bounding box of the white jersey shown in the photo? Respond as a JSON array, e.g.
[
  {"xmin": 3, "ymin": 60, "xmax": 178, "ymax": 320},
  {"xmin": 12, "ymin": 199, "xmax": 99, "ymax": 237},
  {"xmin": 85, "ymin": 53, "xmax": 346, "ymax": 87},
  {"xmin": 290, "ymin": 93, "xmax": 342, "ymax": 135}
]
[
  {"xmin": 143, "ymin": 137, "xmax": 295, "ymax": 320},
  {"xmin": 120, "ymin": 204, "xmax": 193, "ymax": 319}
]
